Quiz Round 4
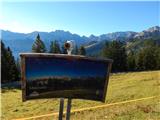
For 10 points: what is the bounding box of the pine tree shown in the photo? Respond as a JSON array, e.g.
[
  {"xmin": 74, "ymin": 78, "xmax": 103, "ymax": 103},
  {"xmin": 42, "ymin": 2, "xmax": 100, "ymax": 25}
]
[
  {"xmin": 6, "ymin": 47, "xmax": 19, "ymax": 82},
  {"xmin": 32, "ymin": 34, "xmax": 46, "ymax": 53},
  {"xmin": 103, "ymin": 41, "xmax": 127, "ymax": 72},
  {"xmin": 79, "ymin": 46, "xmax": 86, "ymax": 55},
  {"xmin": 135, "ymin": 39, "xmax": 159, "ymax": 71},
  {"xmin": 74, "ymin": 45, "xmax": 79, "ymax": 55},
  {"xmin": 155, "ymin": 46, "xmax": 160, "ymax": 69},
  {"xmin": 49, "ymin": 41, "xmax": 54, "ymax": 53},
  {"xmin": 127, "ymin": 50, "xmax": 136, "ymax": 71},
  {"xmin": 142, "ymin": 43, "xmax": 158, "ymax": 70},
  {"xmin": 16, "ymin": 58, "xmax": 21, "ymax": 78},
  {"xmin": 135, "ymin": 49, "xmax": 145, "ymax": 71},
  {"xmin": 1, "ymin": 41, "xmax": 9, "ymax": 83},
  {"xmin": 1, "ymin": 41, "xmax": 19, "ymax": 83},
  {"xmin": 50, "ymin": 40, "xmax": 61, "ymax": 53}
]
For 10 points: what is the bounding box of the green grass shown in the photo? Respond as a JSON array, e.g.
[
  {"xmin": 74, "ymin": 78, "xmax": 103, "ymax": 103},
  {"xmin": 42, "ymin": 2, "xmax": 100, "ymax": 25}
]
[{"xmin": 1, "ymin": 71, "xmax": 160, "ymax": 120}]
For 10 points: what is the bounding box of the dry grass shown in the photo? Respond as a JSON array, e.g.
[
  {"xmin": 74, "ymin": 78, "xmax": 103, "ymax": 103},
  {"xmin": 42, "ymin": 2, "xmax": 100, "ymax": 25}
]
[{"xmin": 1, "ymin": 70, "xmax": 160, "ymax": 120}]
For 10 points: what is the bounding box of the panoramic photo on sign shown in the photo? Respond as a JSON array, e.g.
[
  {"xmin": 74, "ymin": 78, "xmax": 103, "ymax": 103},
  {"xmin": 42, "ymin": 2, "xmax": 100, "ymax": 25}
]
[{"xmin": 20, "ymin": 53, "xmax": 112, "ymax": 102}]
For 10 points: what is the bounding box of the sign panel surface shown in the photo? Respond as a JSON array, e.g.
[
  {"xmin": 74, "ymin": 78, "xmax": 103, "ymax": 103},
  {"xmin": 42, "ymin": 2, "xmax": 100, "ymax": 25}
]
[{"xmin": 20, "ymin": 53, "xmax": 112, "ymax": 102}]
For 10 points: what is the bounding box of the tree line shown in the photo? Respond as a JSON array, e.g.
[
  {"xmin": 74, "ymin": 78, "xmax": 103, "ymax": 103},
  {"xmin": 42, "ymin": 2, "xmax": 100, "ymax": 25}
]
[
  {"xmin": 102, "ymin": 39, "xmax": 160, "ymax": 72},
  {"xmin": 32, "ymin": 34, "xmax": 86, "ymax": 55}
]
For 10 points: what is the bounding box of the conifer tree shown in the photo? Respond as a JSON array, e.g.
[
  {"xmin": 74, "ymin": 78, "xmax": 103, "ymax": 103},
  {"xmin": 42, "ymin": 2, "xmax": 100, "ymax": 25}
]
[
  {"xmin": 135, "ymin": 39, "xmax": 160, "ymax": 71},
  {"xmin": 49, "ymin": 40, "xmax": 61, "ymax": 53},
  {"xmin": 103, "ymin": 41, "xmax": 127, "ymax": 72},
  {"xmin": 1, "ymin": 41, "xmax": 9, "ymax": 82},
  {"xmin": 49, "ymin": 41, "xmax": 54, "ymax": 53},
  {"xmin": 6, "ymin": 47, "xmax": 19, "ymax": 82},
  {"xmin": 32, "ymin": 34, "xmax": 46, "ymax": 53},
  {"xmin": 135, "ymin": 48, "xmax": 144, "ymax": 71},
  {"xmin": 127, "ymin": 50, "xmax": 136, "ymax": 71},
  {"xmin": 79, "ymin": 46, "xmax": 86, "ymax": 55},
  {"xmin": 74, "ymin": 45, "xmax": 79, "ymax": 55},
  {"xmin": 1, "ymin": 41, "xmax": 19, "ymax": 83},
  {"xmin": 155, "ymin": 46, "xmax": 160, "ymax": 69}
]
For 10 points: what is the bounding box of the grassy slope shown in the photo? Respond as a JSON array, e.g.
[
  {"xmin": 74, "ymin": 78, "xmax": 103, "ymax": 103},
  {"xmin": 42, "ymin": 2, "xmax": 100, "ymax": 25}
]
[{"xmin": 1, "ymin": 71, "xmax": 160, "ymax": 120}]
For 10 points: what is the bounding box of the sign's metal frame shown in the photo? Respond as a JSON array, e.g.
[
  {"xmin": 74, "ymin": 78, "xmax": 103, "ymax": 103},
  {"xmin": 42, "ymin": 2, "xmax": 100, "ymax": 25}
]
[{"xmin": 20, "ymin": 53, "xmax": 113, "ymax": 102}]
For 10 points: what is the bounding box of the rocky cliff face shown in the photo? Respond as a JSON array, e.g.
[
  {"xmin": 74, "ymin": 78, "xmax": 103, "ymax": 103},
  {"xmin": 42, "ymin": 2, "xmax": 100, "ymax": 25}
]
[{"xmin": 133, "ymin": 26, "xmax": 160, "ymax": 39}]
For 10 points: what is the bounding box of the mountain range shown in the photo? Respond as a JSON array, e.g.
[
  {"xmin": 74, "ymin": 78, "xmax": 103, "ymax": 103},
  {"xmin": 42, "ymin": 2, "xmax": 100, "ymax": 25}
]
[{"xmin": 1, "ymin": 26, "xmax": 160, "ymax": 58}]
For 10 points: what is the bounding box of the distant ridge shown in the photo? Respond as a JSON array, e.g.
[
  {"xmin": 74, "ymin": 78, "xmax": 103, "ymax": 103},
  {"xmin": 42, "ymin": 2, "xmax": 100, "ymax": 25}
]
[{"xmin": 1, "ymin": 26, "xmax": 160, "ymax": 57}]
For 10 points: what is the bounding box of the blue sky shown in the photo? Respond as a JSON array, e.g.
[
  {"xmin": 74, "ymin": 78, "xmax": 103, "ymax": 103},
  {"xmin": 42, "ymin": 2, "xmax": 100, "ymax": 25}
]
[{"xmin": 1, "ymin": 1, "xmax": 159, "ymax": 36}]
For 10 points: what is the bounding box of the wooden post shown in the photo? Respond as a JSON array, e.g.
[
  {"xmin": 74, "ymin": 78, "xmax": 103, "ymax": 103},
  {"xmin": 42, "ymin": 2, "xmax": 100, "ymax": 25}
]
[
  {"xmin": 59, "ymin": 98, "xmax": 64, "ymax": 120},
  {"xmin": 66, "ymin": 98, "xmax": 72, "ymax": 120}
]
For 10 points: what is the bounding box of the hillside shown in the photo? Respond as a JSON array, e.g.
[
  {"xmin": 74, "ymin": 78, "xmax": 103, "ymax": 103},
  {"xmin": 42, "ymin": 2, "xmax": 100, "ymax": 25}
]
[
  {"xmin": 1, "ymin": 71, "xmax": 160, "ymax": 120},
  {"xmin": 85, "ymin": 26, "xmax": 160, "ymax": 56}
]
